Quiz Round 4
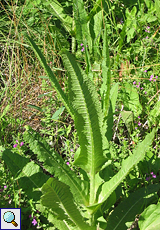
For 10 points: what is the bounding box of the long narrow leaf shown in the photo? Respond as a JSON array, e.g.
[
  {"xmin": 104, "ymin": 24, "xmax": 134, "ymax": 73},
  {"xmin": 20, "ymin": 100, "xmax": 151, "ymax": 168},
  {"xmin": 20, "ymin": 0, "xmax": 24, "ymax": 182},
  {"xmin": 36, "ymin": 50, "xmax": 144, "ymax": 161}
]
[
  {"xmin": 41, "ymin": 178, "xmax": 96, "ymax": 230},
  {"xmin": 61, "ymin": 50, "xmax": 106, "ymax": 175},
  {"xmin": 86, "ymin": 128, "xmax": 156, "ymax": 213},
  {"xmin": 105, "ymin": 184, "xmax": 160, "ymax": 230},
  {"xmin": 61, "ymin": 50, "xmax": 107, "ymax": 204},
  {"xmin": 23, "ymin": 125, "xmax": 89, "ymax": 206},
  {"xmin": 73, "ymin": 0, "xmax": 88, "ymax": 44},
  {"xmin": 26, "ymin": 35, "xmax": 75, "ymax": 120},
  {"xmin": 101, "ymin": 26, "xmax": 111, "ymax": 117}
]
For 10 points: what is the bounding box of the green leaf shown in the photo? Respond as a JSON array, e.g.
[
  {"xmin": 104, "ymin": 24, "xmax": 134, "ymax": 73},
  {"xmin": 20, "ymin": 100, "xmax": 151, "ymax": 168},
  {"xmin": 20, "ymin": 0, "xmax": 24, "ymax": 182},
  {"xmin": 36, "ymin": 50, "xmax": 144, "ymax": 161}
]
[
  {"xmin": 2, "ymin": 149, "xmax": 49, "ymax": 201},
  {"xmin": 155, "ymin": 0, "xmax": 160, "ymax": 22},
  {"xmin": 121, "ymin": 82, "xmax": 142, "ymax": 116},
  {"xmin": 103, "ymin": 83, "xmax": 119, "ymax": 143},
  {"xmin": 51, "ymin": 106, "xmax": 65, "ymax": 120},
  {"xmin": 106, "ymin": 184, "xmax": 160, "ymax": 230},
  {"xmin": 138, "ymin": 202, "xmax": 160, "ymax": 230},
  {"xmin": 61, "ymin": 50, "xmax": 106, "ymax": 175},
  {"xmin": 99, "ymin": 128, "xmax": 156, "ymax": 204},
  {"xmin": 27, "ymin": 104, "xmax": 43, "ymax": 112},
  {"xmin": 47, "ymin": 0, "xmax": 72, "ymax": 33},
  {"xmin": 26, "ymin": 35, "xmax": 75, "ymax": 120},
  {"xmin": 41, "ymin": 178, "xmax": 96, "ymax": 230},
  {"xmin": 61, "ymin": 50, "xmax": 107, "ymax": 204},
  {"xmin": 101, "ymin": 26, "xmax": 111, "ymax": 116},
  {"xmin": 73, "ymin": 0, "xmax": 88, "ymax": 44},
  {"xmin": 23, "ymin": 126, "xmax": 89, "ymax": 206},
  {"xmin": 0, "ymin": 104, "xmax": 10, "ymax": 119},
  {"xmin": 86, "ymin": 129, "xmax": 156, "ymax": 213},
  {"xmin": 121, "ymin": 110, "xmax": 134, "ymax": 134},
  {"xmin": 148, "ymin": 100, "xmax": 160, "ymax": 127},
  {"xmin": 87, "ymin": 0, "xmax": 109, "ymax": 22}
]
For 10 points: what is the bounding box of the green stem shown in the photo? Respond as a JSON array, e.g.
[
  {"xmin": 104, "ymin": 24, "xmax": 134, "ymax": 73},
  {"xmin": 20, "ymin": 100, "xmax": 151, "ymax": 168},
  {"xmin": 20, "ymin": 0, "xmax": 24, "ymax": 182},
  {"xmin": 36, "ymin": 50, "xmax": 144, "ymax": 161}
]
[{"xmin": 89, "ymin": 168, "xmax": 96, "ymax": 205}]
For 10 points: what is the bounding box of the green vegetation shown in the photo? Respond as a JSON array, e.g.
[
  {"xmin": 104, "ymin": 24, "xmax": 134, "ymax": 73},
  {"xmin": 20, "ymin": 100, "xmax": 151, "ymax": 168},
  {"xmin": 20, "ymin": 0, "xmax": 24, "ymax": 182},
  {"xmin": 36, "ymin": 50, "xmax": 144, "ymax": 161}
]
[{"xmin": 0, "ymin": 0, "xmax": 160, "ymax": 229}]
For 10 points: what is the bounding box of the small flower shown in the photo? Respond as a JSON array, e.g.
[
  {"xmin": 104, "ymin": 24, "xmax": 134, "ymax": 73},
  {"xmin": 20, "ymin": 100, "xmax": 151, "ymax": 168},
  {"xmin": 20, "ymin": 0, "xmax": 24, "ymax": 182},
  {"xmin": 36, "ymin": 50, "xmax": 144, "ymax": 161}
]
[
  {"xmin": 80, "ymin": 43, "xmax": 83, "ymax": 46},
  {"xmin": 29, "ymin": 214, "xmax": 32, "ymax": 218},
  {"xmin": 81, "ymin": 47, "xmax": 84, "ymax": 52},
  {"xmin": 156, "ymin": 76, "xmax": 158, "ymax": 79},
  {"xmin": 4, "ymin": 185, "xmax": 7, "ymax": 189},
  {"xmin": 138, "ymin": 122, "xmax": 141, "ymax": 126},
  {"xmin": 20, "ymin": 142, "xmax": 24, "ymax": 147},
  {"xmin": 66, "ymin": 162, "xmax": 69, "ymax": 165},
  {"xmin": 144, "ymin": 70, "xmax": 147, "ymax": 73},
  {"xmin": 13, "ymin": 144, "xmax": 18, "ymax": 148},
  {"xmin": 146, "ymin": 176, "xmax": 151, "ymax": 181},
  {"xmin": 138, "ymin": 116, "xmax": 140, "ymax": 119},
  {"xmin": 145, "ymin": 91, "xmax": 147, "ymax": 94},
  {"xmin": 133, "ymin": 81, "xmax": 136, "ymax": 85},
  {"xmin": 70, "ymin": 149, "xmax": 73, "ymax": 152},
  {"xmin": 16, "ymin": 140, "xmax": 18, "ymax": 143},
  {"xmin": 145, "ymin": 27, "xmax": 150, "ymax": 33},
  {"xmin": 136, "ymin": 85, "xmax": 139, "ymax": 88},
  {"xmin": 32, "ymin": 218, "xmax": 37, "ymax": 226},
  {"xmin": 120, "ymin": 18, "xmax": 123, "ymax": 24},
  {"xmin": 8, "ymin": 199, "xmax": 12, "ymax": 204},
  {"xmin": 141, "ymin": 87, "xmax": 143, "ymax": 90},
  {"xmin": 145, "ymin": 36, "xmax": 149, "ymax": 39},
  {"xmin": 150, "ymin": 172, "xmax": 156, "ymax": 178}
]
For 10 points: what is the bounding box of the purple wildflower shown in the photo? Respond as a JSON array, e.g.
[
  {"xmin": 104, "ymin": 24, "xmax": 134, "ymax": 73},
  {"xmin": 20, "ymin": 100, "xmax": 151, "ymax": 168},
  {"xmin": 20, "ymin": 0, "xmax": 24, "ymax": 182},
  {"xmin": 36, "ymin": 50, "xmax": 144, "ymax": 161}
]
[
  {"xmin": 20, "ymin": 142, "xmax": 24, "ymax": 147},
  {"xmin": 81, "ymin": 47, "xmax": 84, "ymax": 52},
  {"xmin": 146, "ymin": 176, "xmax": 151, "ymax": 181},
  {"xmin": 150, "ymin": 172, "xmax": 156, "ymax": 178},
  {"xmin": 13, "ymin": 144, "xmax": 18, "ymax": 148},
  {"xmin": 32, "ymin": 218, "xmax": 37, "ymax": 226}
]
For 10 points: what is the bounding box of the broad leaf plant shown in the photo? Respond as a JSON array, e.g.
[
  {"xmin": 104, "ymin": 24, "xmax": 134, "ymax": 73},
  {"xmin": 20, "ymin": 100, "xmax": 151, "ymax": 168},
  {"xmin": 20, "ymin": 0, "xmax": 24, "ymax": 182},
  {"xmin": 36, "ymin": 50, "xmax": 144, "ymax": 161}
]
[{"xmin": 2, "ymin": 26, "xmax": 157, "ymax": 230}]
